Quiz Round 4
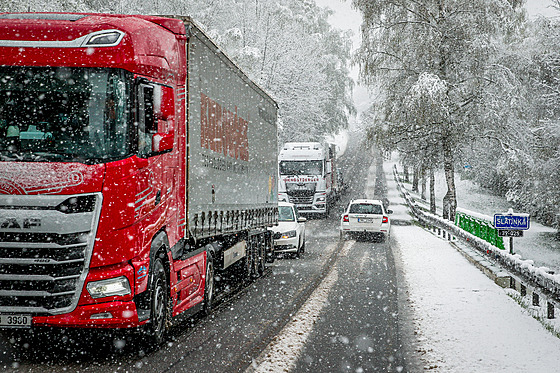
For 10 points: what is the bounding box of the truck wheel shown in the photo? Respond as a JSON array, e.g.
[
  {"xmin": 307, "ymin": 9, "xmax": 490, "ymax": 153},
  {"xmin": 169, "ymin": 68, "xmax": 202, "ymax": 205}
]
[
  {"xmin": 243, "ymin": 240, "xmax": 254, "ymax": 282},
  {"xmin": 203, "ymin": 252, "xmax": 215, "ymax": 315},
  {"xmin": 265, "ymin": 233, "xmax": 275, "ymax": 263},
  {"xmin": 146, "ymin": 258, "xmax": 169, "ymax": 345},
  {"xmin": 323, "ymin": 205, "xmax": 330, "ymax": 219},
  {"xmin": 256, "ymin": 237, "xmax": 266, "ymax": 276},
  {"xmin": 252, "ymin": 240, "xmax": 261, "ymax": 278}
]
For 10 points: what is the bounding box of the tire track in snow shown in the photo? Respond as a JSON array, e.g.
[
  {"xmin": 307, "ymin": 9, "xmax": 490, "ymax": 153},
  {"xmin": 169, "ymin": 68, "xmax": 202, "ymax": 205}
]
[{"xmin": 246, "ymin": 241, "xmax": 354, "ymax": 373}]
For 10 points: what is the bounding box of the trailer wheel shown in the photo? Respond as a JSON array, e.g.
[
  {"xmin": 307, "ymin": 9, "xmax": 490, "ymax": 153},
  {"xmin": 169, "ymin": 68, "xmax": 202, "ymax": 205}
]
[
  {"xmin": 252, "ymin": 240, "xmax": 260, "ymax": 278},
  {"xmin": 265, "ymin": 233, "xmax": 275, "ymax": 263},
  {"xmin": 146, "ymin": 258, "xmax": 169, "ymax": 345},
  {"xmin": 256, "ymin": 236, "xmax": 266, "ymax": 276},
  {"xmin": 243, "ymin": 240, "xmax": 254, "ymax": 281},
  {"xmin": 203, "ymin": 252, "xmax": 215, "ymax": 315}
]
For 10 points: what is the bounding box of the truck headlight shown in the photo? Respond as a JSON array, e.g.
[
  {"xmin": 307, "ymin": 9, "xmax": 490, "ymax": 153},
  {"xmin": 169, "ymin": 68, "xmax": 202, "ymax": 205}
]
[
  {"xmin": 281, "ymin": 230, "xmax": 297, "ymax": 239},
  {"xmin": 316, "ymin": 196, "xmax": 326, "ymax": 202},
  {"xmin": 87, "ymin": 276, "xmax": 131, "ymax": 299}
]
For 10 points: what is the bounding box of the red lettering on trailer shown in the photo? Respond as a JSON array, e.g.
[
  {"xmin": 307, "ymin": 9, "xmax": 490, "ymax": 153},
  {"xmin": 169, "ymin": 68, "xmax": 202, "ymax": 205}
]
[{"xmin": 200, "ymin": 93, "xmax": 249, "ymax": 161}]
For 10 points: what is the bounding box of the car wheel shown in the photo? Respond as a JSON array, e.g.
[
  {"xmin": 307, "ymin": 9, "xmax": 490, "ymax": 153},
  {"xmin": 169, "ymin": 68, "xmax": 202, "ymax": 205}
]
[{"xmin": 295, "ymin": 239, "xmax": 303, "ymax": 259}]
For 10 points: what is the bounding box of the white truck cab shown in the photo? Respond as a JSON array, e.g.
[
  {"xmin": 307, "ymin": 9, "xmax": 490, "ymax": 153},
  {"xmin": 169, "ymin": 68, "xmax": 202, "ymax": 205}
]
[{"xmin": 277, "ymin": 142, "xmax": 334, "ymax": 217}]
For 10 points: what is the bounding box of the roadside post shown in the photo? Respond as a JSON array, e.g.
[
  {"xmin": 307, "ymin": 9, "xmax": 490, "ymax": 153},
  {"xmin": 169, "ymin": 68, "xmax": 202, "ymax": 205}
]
[{"xmin": 493, "ymin": 209, "xmax": 530, "ymax": 255}]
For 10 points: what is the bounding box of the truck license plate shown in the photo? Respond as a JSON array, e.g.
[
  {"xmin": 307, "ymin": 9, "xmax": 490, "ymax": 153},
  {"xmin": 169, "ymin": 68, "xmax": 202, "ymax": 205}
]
[{"xmin": 0, "ymin": 314, "xmax": 31, "ymax": 328}]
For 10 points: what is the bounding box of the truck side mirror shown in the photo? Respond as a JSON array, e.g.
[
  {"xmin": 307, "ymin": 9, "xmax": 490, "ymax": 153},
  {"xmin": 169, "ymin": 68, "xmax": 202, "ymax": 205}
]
[
  {"xmin": 157, "ymin": 86, "xmax": 174, "ymax": 121},
  {"xmin": 152, "ymin": 132, "xmax": 174, "ymax": 153}
]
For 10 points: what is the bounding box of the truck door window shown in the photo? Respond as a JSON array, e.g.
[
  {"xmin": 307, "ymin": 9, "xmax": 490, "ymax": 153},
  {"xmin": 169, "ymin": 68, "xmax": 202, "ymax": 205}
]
[{"xmin": 137, "ymin": 83, "xmax": 157, "ymax": 157}]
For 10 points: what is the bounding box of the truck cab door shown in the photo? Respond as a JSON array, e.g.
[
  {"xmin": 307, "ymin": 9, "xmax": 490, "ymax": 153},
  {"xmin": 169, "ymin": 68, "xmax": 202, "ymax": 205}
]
[{"xmin": 134, "ymin": 82, "xmax": 174, "ymax": 227}]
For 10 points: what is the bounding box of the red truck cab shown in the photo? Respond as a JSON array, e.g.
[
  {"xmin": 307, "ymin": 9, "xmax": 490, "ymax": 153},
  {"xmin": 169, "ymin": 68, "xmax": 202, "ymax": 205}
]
[{"xmin": 0, "ymin": 13, "xmax": 201, "ymax": 342}]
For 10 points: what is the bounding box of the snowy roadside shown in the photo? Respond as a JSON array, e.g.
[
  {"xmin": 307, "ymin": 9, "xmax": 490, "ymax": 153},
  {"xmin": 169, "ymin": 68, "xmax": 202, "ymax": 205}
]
[
  {"xmin": 394, "ymin": 158, "xmax": 559, "ymax": 273},
  {"xmin": 382, "ymin": 162, "xmax": 560, "ymax": 372},
  {"xmin": 393, "ymin": 224, "xmax": 560, "ymax": 372}
]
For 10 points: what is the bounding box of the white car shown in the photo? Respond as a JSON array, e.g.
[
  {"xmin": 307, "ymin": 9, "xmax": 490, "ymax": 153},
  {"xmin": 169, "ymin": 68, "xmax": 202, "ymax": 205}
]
[
  {"xmin": 270, "ymin": 202, "xmax": 306, "ymax": 257},
  {"xmin": 340, "ymin": 199, "xmax": 392, "ymax": 242}
]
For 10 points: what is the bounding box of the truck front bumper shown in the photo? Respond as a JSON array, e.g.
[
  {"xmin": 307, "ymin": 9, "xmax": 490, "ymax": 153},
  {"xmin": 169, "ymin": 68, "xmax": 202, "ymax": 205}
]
[
  {"xmin": 294, "ymin": 203, "xmax": 326, "ymax": 214},
  {"xmin": 32, "ymin": 301, "xmax": 142, "ymax": 329}
]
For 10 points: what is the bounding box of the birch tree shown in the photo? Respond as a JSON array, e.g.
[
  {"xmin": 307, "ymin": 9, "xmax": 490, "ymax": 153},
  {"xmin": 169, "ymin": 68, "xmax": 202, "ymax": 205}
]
[{"xmin": 353, "ymin": 0, "xmax": 524, "ymax": 220}]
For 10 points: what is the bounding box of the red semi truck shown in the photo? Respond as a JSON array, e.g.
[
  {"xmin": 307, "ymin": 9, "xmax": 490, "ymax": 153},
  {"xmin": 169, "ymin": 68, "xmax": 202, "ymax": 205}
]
[{"xmin": 0, "ymin": 13, "xmax": 278, "ymax": 343}]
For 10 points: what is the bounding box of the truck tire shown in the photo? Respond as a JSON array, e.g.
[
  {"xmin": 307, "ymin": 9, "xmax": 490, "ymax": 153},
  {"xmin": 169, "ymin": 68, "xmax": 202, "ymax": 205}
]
[
  {"xmin": 203, "ymin": 251, "xmax": 215, "ymax": 315},
  {"xmin": 146, "ymin": 257, "xmax": 169, "ymax": 345},
  {"xmin": 252, "ymin": 239, "xmax": 260, "ymax": 278},
  {"xmin": 265, "ymin": 232, "xmax": 275, "ymax": 263},
  {"xmin": 256, "ymin": 236, "xmax": 266, "ymax": 276}
]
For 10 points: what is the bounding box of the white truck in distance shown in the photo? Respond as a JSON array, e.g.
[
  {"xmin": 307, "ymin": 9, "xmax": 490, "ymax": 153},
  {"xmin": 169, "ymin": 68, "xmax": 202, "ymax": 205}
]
[{"xmin": 277, "ymin": 142, "xmax": 336, "ymax": 217}]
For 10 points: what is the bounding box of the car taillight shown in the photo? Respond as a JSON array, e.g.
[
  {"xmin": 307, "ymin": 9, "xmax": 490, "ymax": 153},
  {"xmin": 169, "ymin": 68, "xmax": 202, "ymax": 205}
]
[
  {"xmin": 382, "ymin": 216, "xmax": 389, "ymax": 223},
  {"xmin": 343, "ymin": 215, "xmax": 349, "ymax": 222}
]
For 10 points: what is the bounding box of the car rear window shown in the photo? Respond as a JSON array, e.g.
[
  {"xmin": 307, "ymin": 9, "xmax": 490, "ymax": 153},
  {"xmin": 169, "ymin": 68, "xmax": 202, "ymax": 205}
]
[{"xmin": 349, "ymin": 203, "xmax": 383, "ymax": 214}]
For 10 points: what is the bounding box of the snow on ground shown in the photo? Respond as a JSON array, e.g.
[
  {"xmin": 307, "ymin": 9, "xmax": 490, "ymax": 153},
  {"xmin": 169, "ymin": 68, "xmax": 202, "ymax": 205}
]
[
  {"xmin": 396, "ymin": 157, "xmax": 560, "ymax": 273},
  {"xmin": 383, "ymin": 161, "xmax": 560, "ymax": 372},
  {"xmin": 394, "ymin": 224, "xmax": 560, "ymax": 372}
]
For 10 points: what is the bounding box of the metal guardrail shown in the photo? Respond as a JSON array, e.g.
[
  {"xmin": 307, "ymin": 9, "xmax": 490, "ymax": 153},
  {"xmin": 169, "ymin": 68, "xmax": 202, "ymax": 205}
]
[{"xmin": 393, "ymin": 165, "xmax": 560, "ymax": 317}]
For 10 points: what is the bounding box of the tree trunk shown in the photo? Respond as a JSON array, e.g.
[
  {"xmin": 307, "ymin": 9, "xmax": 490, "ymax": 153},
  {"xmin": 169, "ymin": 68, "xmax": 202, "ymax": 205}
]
[
  {"xmin": 429, "ymin": 168, "xmax": 436, "ymax": 214},
  {"xmin": 412, "ymin": 166, "xmax": 419, "ymax": 192},
  {"xmin": 442, "ymin": 143, "xmax": 457, "ymax": 221},
  {"xmin": 404, "ymin": 165, "xmax": 410, "ymax": 182},
  {"xmin": 420, "ymin": 166, "xmax": 426, "ymax": 200}
]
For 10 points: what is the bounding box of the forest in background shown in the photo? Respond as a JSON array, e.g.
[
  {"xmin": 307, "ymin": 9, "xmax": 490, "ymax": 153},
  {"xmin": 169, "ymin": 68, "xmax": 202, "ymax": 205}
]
[{"xmin": 0, "ymin": 0, "xmax": 558, "ymax": 228}]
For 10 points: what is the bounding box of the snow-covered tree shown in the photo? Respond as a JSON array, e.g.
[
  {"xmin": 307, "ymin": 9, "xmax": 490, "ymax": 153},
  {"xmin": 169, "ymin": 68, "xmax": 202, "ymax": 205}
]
[
  {"xmin": 188, "ymin": 0, "xmax": 355, "ymax": 144},
  {"xmin": 353, "ymin": 0, "xmax": 525, "ymax": 221}
]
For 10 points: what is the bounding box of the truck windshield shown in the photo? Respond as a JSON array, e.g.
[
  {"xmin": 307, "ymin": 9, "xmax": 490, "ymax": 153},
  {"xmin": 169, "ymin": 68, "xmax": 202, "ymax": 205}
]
[
  {"xmin": 279, "ymin": 160, "xmax": 323, "ymax": 176},
  {"xmin": 0, "ymin": 67, "xmax": 132, "ymax": 163}
]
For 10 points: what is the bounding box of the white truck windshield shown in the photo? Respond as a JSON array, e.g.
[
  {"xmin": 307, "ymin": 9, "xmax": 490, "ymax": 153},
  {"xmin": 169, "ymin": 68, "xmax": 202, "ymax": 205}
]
[{"xmin": 279, "ymin": 160, "xmax": 323, "ymax": 176}]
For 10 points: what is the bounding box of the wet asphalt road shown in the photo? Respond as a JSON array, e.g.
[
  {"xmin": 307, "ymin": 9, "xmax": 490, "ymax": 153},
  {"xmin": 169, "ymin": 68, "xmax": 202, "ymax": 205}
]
[{"xmin": 0, "ymin": 134, "xmax": 408, "ymax": 373}]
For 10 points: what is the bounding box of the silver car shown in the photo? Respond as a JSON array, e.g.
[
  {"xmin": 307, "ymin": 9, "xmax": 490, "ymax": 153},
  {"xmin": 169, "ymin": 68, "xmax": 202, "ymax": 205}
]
[{"xmin": 340, "ymin": 199, "xmax": 392, "ymax": 242}]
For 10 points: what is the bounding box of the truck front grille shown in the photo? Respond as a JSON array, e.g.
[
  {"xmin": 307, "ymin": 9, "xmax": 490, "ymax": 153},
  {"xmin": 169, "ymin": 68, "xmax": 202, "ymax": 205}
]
[
  {"xmin": 288, "ymin": 195, "xmax": 314, "ymax": 205},
  {"xmin": 0, "ymin": 193, "xmax": 101, "ymax": 315}
]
